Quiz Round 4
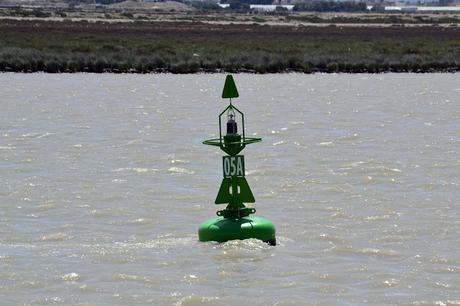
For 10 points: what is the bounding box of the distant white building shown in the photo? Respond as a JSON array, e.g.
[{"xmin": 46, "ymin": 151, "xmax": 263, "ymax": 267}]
[
  {"xmin": 417, "ymin": 6, "xmax": 460, "ymax": 11},
  {"xmin": 217, "ymin": 3, "xmax": 294, "ymax": 11},
  {"xmin": 384, "ymin": 5, "xmax": 460, "ymax": 11},
  {"xmin": 250, "ymin": 4, "xmax": 294, "ymax": 11}
]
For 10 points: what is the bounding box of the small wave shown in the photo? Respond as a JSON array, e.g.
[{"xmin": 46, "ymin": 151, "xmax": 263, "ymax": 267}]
[
  {"xmin": 332, "ymin": 245, "xmax": 401, "ymax": 257},
  {"xmin": 245, "ymin": 169, "xmax": 263, "ymax": 176},
  {"xmin": 435, "ymin": 282, "xmax": 452, "ymax": 288},
  {"xmin": 89, "ymin": 209, "xmax": 112, "ymax": 217},
  {"xmin": 111, "ymin": 179, "xmax": 127, "ymax": 183},
  {"xmin": 413, "ymin": 300, "xmax": 460, "ymax": 305},
  {"xmin": 112, "ymin": 167, "xmax": 158, "ymax": 173},
  {"xmin": 324, "ymin": 186, "xmax": 353, "ymax": 194},
  {"xmin": 211, "ymin": 239, "xmax": 273, "ymax": 259},
  {"xmin": 358, "ymin": 247, "xmax": 401, "ymax": 257},
  {"xmin": 364, "ymin": 214, "xmax": 392, "ymax": 221},
  {"xmin": 317, "ymin": 141, "xmax": 334, "ymax": 146},
  {"xmin": 0, "ymin": 255, "xmax": 15, "ymax": 263},
  {"xmin": 183, "ymin": 274, "xmax": 198, "ymax": 283},
  {"xmin": 317, "ymin": 233, "xmax": 343, "ymax": 242},
  {"xmin": 62, "ymin": 272, "xmax": 80, "ymax": 281},
  {"xmin": 41, "ymin": 232, "xmax": 72, "ymax": 241},
  {"xmin": 331, "ymin": 212, "xmax": 355, "ymax": 219},
  {"xmin": 126, "ymin": 218, "xmax": 151, "ymax": 225},
  {"xmin": 281, "ymin": 281, "xmax": 299, "ymax": 288},
  {"xmin": 30, "ymin": 297, "xmax": 65, "ymax": 305},
  {"xmin": 21, "ymin": 132, "xmax": 53, "ymax": 139},
  {"xmin": 0, "ymin": 146, "xmax": 15, "ymax": 150},
  {"xmin": 339, "ymin": 161, "xmax": 369, "ymax": 169},
  {"xmin": 273, "ymin": 140, "xmax": 286, "ymax": 146},
  {"xmin": 437, "ymin": 266, "xmax": 460, "ymax": 273},
  {"xmin": 37, "ymin": 133, "xmax": 53, "ymax": 139},
  {"xmin": 113, "ymin": 273, "xmax": 140, "ymax": 281},
  {"xmin": 111, "ymin": 273, "xmax": 164, "ymax": 284},
  {"xmin": 174, "ymin": 295, "xmax": 220, "ymax": 306},
  {"xmin": 113, "ymin": 236, "xmax": 195, "ymax": 251},
  {"xmin": 168, "ymin": 167, "xmax": 195, "ymax": 175},
  {"xmin": 382, "ymin": 278, "xmax": 399, "ymax": 287},
  {"xmin": 375, "ymin": 235, "xmax": 407, "ymax": 242},
  {"xmin": 124, "ymin": 139, "xmax": 142, "ymax": 146},
  {"xmin": 170, "ymin": 159, "xmax": 189, "ymax": 164},
  {"xmin": 275, "ymin": 236, "xmax": 293, "ymax": 246}
]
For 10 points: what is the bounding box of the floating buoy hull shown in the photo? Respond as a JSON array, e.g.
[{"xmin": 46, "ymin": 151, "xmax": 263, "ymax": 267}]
[{"xmin": 198, "ymin": 216, "xmax": 276, "ymax": 246}]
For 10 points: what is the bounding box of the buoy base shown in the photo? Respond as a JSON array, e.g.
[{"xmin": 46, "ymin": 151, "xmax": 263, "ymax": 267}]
[{"xmin": 198, "ymin": 215, "xmax": 276, "ymax": 246}]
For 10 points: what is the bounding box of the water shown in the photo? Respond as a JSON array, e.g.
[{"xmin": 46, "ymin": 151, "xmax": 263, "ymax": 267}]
[{"xmin": 1, "ymin": 73, "xmax": 459, "ymax": 305}]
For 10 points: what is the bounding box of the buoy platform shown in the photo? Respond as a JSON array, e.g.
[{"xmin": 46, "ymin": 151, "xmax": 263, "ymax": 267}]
[{"xmin": 199, "ymin": 216, "xmax": 276, "ymax": 246}]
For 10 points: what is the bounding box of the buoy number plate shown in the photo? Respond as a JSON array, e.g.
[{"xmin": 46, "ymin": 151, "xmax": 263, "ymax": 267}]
[{"xmin": 222, "ymin": 155, "xmax": 245, "ymax": 178}]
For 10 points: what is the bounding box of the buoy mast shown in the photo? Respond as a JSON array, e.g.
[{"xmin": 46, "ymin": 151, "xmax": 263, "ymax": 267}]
[{"xmin": 199, "ymin": 75, "xmax": 276, "ymax": 246}]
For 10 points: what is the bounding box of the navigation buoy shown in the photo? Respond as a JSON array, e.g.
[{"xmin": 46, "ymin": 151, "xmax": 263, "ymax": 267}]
[{"xmin": 199, "ymin": 75, "xmax": 276, "ymax": 246}]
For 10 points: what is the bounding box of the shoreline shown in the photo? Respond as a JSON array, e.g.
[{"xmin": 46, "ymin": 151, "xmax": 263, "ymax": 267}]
[
  {"xmin": 1, "ymin": 70, "xmax": 459, "ymax": 74},
  {"xmin": 2, "ymin": 68, "xmax": 460, "ymax": 74}
]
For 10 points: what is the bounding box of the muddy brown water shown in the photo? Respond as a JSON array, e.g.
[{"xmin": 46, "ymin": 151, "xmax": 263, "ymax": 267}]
[{"xmin": 1, "ymin": 73, "xmax": 459, "ymax": 305}]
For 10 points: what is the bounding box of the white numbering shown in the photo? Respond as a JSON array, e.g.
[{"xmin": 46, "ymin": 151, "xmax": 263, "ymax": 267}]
[{"xmin": 223, "ymin": 156, "xmax": 244, "ymax": 177}]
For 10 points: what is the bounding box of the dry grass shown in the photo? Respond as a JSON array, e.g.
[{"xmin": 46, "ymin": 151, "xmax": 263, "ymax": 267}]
[{"xmin": 0, "ymin": 19, "xmax": 459, "ymax": 73}]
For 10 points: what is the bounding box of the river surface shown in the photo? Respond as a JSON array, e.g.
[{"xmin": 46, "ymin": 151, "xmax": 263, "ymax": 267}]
[{"xmin": 1, "ymin": 73, "xmax": 459, "ymax": 305}]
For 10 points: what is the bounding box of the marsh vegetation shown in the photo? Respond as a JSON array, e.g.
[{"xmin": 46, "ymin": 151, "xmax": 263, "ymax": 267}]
[{"xmin": 0, "ymin": 19, "xmax": 459, "ymax": 73}]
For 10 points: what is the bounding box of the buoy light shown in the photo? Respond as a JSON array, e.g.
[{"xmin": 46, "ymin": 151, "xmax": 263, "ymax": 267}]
[{"xmin": 226, "ymin": 110, "xmax": 237, "ymax": 135}]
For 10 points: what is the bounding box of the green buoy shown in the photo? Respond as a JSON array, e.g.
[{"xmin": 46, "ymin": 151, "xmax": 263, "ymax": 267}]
[{"xmin": 199, "ymin": 75, "xmax": 276, "ymax": 246}]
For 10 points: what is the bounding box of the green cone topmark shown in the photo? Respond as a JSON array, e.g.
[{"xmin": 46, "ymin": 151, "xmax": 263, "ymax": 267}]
[{"xmin": 199, "ymin": 75, "xmax": 276, "ymax": 246}]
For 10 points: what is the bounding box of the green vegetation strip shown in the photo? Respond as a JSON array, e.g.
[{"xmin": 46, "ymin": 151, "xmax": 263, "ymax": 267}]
[{"xmin": 0, "ymin": 19, "xmax": 459, "ymax": 73}]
